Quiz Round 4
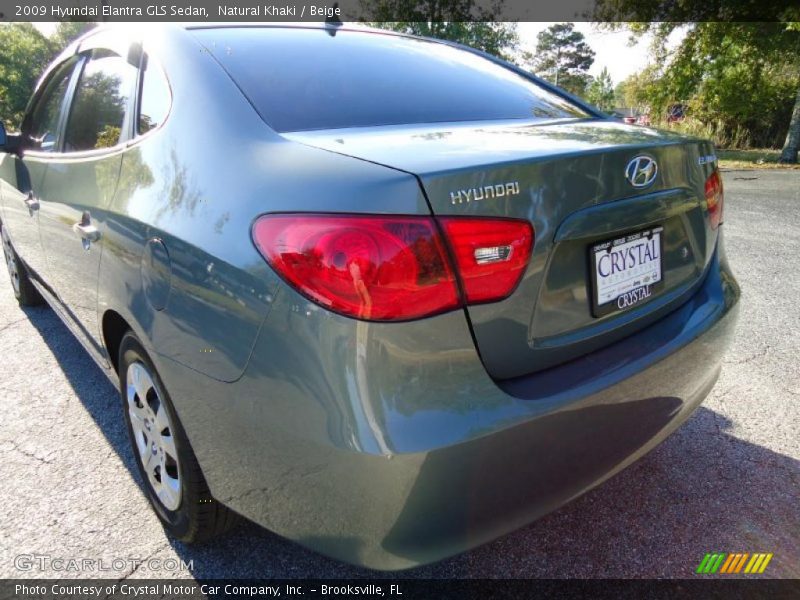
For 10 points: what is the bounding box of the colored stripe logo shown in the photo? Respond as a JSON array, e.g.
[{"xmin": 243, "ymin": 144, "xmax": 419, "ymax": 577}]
[{"xmin": 696, "ymin": 553, "xmax": 773, "ymax": 574}]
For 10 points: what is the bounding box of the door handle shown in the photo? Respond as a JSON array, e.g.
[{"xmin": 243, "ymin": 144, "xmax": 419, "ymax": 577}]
[
  {"xmin": 72, "ymin": 211, "xmax": 101, "ymax": 247},
  {"xmin": 25, "ymin": 193, "xmax": 39, "ymax": 214},
  {"xmin": 73, "ymin": 222, "xmax": 101, "ymax": 242}
]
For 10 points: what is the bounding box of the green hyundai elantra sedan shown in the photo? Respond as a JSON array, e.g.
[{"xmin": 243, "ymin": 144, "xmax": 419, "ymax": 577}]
[{"xmin": 0, "ymin": 24, "xmax": 739, "ymax": 569}]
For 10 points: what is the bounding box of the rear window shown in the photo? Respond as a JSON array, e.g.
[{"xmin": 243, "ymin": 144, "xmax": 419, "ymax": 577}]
[{"xmin": 191, "ymin": 27, "xmax": 589, "ymax": 132}]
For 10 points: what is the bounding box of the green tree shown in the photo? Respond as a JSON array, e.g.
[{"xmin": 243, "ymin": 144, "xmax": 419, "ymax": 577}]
[
  {"xmin": 615, "ymin": 66, "xmax": 662, "ymax": 114},
  {"xmin": 523, "ymin": 23, "xmax": 594, "ymax": 96},
  {"xmin": 50, "ymin": 22, "xmax": 97, "ymax": 53},
  {"xmin": 0, "ymin": 22, "xmax": 97, "ymax": 130},
  {"xmin": 586, "ymin": 67, "xmax": 615, "ymax": 111},
  {"xmin": 662, "ymin": 23, "xmax": 798, "ymax": 152},
  {"xmin": 593, "ymin": 9, "xmax": 800, "ymax": 160},
  {"xmin": 0, "ymin": 24, "xmax": 54, "ymax": 128},
  {"xmin": 362, "ymin": 0, "xmax": 518, "ymax": 60}
]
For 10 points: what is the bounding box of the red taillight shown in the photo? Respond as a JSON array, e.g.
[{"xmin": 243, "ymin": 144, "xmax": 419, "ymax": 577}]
[
  {"xmin": 252, "ymin": 214, "xmax": 535, "ymax": 321},
  {"xmin": 438, "ymin": 217, "xmax": 534, "ymax": 304},
  {"xmin": 252, "ymin": 215, "xmax": 460, "ymax": 321},
  {"xmin": 705, "ymin": 170, "xmax": 724, "ymax": 229}
]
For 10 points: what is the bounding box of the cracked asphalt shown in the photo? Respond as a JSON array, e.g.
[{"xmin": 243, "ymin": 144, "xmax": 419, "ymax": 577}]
[{"xmin": 1, "ymin": 170, "xmax": 798, "ymax": 579}]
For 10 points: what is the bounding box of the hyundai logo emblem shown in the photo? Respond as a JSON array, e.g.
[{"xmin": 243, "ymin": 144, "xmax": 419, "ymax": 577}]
[{"xmin": 625, "ymin": 155, "xmax": 658, "ymax": 188}]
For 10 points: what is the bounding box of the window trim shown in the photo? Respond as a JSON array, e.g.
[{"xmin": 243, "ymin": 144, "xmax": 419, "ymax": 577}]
[
  {"xmin": 21, "ymin": 48, "xmax": 76, "ymax": 135},
  {"xmin": 78, "ymin": 30, "xmax": 138, "ymax": 65},
  {"xmin": 21, "ymin": 55, "xmax": 83, "ymax": 159}
]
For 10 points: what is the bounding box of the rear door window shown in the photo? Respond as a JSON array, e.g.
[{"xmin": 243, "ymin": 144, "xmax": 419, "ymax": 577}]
[
  {"xmin": 63, "ymin": 49, "xmax": 138, "ymax": 152},
  {"xmin": 191, "ymin": 27, "xmax": 589, "ymax": 132}
]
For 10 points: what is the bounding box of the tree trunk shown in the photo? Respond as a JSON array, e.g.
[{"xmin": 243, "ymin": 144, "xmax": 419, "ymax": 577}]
[{"xmin": 779, "ymin": 84, "xmax": 800, "ymax": 164}]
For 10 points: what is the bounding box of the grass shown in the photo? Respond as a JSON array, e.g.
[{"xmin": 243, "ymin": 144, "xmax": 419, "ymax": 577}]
[{"xmin": 717, "ymin": 148, "xmax": 800, "ymax": 170}]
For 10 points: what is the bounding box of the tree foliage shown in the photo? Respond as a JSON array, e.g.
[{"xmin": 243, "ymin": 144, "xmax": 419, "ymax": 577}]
[
  {"xmin": 669, "ymin": 24, "xmax": 796, "ymax": 151},
  {"xmin": 0, "ymin": 24, "xmax": 54, "ymax": 128},
  {"xmin": 362, "ymin": 0, "xmax": 518, "ymax": 60},
  {"xmin": 586, "ymin": 67, "xmax": 615, "ymax": 111},
  {"xmin": 50, "ymin": 22, "xmax": 97, "ymax": 53},
  {"xmin": 0, "ymin": 22, "xmax": 96, "ymax": 129},
  {"xmin": 523, "ymin": 23, "xmax": 594, "ymax": 96},
  {"xmin": 594, "ymin": 9, "xmax": 800, "ymax": 159}
]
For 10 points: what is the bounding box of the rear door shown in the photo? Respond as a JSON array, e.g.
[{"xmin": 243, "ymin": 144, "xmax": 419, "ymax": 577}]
[
  {"xmin": 0, "ymin": 56, "xmax": 80, "ymax": 282},
  {"xmin": 37, "ymin": 44, "xmax": 137, "ymax": 349}
]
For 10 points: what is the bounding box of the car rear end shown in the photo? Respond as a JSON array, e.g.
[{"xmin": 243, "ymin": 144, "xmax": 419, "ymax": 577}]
[{"xmin": 178, "ymin": 25, "xmax": 740, "ymax": 569}]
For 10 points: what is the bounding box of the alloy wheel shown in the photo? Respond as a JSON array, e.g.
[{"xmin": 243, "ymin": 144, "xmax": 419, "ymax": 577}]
[{"xmin": 126, "ymin": 361, "xmax": 182, "ymax": 511}]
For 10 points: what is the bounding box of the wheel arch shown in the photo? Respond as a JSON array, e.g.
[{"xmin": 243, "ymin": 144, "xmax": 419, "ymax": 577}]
[{"xmin": 101, "ymin": 309, "xmax": 131, "ymax": 374}]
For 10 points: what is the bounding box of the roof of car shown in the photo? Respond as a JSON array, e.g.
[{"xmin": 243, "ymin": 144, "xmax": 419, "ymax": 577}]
[{"xmin": 79, "ymin": 21, "xmax": 432, "ymax": 46}]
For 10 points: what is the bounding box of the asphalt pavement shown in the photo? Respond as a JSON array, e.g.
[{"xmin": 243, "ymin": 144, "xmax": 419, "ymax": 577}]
[{"xmin": 1, "ymin": 170, "xmax": 798, "ymax": 579}]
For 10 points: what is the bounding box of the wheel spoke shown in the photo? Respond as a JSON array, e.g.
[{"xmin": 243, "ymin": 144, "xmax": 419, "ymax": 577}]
[
  {"xmin": 128, "ymin": 406, "xmax": 148, "ymax": 445},
  {"xmin": 132, "ymin": 429, "xmax": 149, "ymax": 460},
  {"xmin": 153, "ymin": 403, "xmax": 170, "ymax": 433},
  {"xmin": 128, "ymin": 363, "xmax": 153, "ymax": 407},
  {"xmin": 146, "ymin": 470, "xmax": 161, "ymax": 493},
  {"xmin": 142, "ymin": 443, "xmax": 158, "ymax": 472},
  {"xmin": 127, "ymin": 389, "xmax": 149, "ymax": 422},
  {"xmin": 159, "ymin": 488, "xmax": 176, "ymax": 508},
  {"xmin": 160, "ymin": 432, "xmax": 177, "ymax": 461},
  {"xmin": 129, "ymin": 363, "xmax": 141, "ymax": 394},
  {"xmin": 158, "ymin": 459, "xmax": 181, "ymax": 509}
]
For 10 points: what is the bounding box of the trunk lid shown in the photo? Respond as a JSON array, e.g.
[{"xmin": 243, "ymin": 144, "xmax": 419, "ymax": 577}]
[{"xmin": 285, "ymin": 119, "xmax": 720, "ymax": 379}]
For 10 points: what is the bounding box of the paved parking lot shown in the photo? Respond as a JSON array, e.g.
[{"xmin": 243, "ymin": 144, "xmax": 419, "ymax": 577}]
[{"xmin": 1, "ymin": 170, "xmax": 798, "ymax": 579}]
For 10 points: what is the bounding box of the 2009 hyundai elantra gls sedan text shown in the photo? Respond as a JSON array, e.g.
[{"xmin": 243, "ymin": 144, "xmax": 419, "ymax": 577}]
[{"xmin": 0, "ymin": 24, "xmax": 739, "ymax": 569}]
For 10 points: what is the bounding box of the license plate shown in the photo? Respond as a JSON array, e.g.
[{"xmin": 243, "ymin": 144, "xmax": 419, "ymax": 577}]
[{"xmin": 590, "ymin": 226, "xmax": 664, "ymax": 317}]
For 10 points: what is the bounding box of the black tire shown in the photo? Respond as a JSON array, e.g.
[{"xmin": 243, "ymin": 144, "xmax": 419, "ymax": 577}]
[
  {"xmin": 1, "ymin": 223, "xmax": 44, "ymax": 307},
  {"xmin": 119, "ymin": 331, "xmax": 239, "ymax": 542}
]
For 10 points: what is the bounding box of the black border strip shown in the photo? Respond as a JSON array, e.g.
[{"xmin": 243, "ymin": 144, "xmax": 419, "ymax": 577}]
[
  {"xmin": 3, "ymin": 578, "xmax": 800, "ymax": 600},
  {"xmin": 1, "ymin": 0, "xmax": 798, "ymax": 22}
]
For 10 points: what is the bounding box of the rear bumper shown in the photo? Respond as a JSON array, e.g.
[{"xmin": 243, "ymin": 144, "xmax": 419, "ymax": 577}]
[{"xmin": 156, "ymin": 237, "xmax": 739, "ymax": 570}]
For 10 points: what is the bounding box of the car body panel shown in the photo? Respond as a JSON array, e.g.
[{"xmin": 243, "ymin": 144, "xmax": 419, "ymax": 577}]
[
  {"xmin": 284, "ymin": 119, "xmax": 694, "ymax": 177},
  {"xmin": 287, "ymin": 121, "xmax": 717, "ymax": 378},
  {"xmin": 0, "ymin": 153, "xmax": 50, "ymax": 282},
  {"xmin": 37, "ymin": 150, "xmax": 124, "ymax": 355},
  {"xmin": 154, "ymin": 235, "xmax": 738, "ymax": 569}
]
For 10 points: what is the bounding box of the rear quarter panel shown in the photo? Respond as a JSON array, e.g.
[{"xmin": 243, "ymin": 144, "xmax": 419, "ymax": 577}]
[{"xmin": 98, "ymin": 26, "xmax": 428, "ymax": 382}]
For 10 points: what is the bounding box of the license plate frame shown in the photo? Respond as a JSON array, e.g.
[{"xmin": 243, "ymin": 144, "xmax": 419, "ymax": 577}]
[{"xmin": 589, "ymin": 226, "xmax": 665, "ymax": 318}]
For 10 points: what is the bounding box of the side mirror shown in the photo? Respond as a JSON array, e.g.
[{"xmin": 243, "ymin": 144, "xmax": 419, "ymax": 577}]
[{"xmin": 0, "ymin": 122, "xmax": 22, "ymax": 155}]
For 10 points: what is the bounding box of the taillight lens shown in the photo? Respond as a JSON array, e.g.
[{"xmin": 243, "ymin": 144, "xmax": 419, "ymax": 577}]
[
  {"xmin": 705, "ymin": 170, "xmax": 724, "ymax": 229},
  {"xmin": 252, "ymin": 214, "xmax": 534, "ymax": 321},
  {"xmin": 438, "ymin": 218, "xmax": 534, "ymax": 304},
  {"xmin": 252, "ymin": 215, "xmax": 460, "ymax": 321}
]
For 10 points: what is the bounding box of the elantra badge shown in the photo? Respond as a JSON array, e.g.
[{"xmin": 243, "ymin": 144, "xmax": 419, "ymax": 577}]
[{"xmin": 625, "ymin": 156, "xmax": 658, "ymax": 188}]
